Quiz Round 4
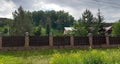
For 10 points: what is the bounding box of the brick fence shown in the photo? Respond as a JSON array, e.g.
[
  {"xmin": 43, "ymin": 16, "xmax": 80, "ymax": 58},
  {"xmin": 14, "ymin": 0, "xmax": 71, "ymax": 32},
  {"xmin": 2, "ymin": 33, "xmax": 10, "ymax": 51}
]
[{"xmin": 0, "ymin": 34, "xmax": 120, "ymax": 50}]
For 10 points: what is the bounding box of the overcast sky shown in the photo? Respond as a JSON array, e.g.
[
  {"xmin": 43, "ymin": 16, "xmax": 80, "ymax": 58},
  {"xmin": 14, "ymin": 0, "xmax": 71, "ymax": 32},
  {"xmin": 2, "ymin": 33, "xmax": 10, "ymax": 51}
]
[{"xmin": 0, "ymin": 0, "xmax": 120, "ymax": 23}]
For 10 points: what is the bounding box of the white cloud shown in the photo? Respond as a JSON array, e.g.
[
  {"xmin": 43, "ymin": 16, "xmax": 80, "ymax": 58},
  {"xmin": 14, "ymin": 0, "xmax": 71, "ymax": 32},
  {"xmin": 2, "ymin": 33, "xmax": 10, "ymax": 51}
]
[
  {"xmin": 32, "ymin": 1, "xmax": 80, "ymax": 19},
  {"xmin": 1, "ymin": 0, "xmax": 120, "ymax": 22},
  {"xmin": 33, "ymin": 1, "xmax": 62, "ymax": 11},
  {"xmin": 0, "ymin": 0, "xmax": 16, "ymax": 19}
]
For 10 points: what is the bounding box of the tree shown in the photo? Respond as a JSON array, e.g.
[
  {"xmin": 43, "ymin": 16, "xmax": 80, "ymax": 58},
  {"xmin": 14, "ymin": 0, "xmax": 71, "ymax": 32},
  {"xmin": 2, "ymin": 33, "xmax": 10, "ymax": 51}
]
[
  {"xmin": 55, "ymin": 11, "xmax": 74, "ymax": 30},
  {"xmin": 73, "ymin": 9, "xmax": 105, "ymax": 36},
  {"xmin": 72, "ymin": 9, "xmax": 94, "ymax": 36},
  {"xmin": 112, "ymin": 20, "xmax": 120, "ymax": 36},
  {"xmin": 12, "ymin": 6, "xmax": 33, "ymax": 36},
  {"xmin": 73, "ymin": 20, "xmax": 88, "ymax": 36},
  {"xmin": 31, "ymin": 10, "xmax": 75, "ymax": 36},
  {"xmin": 46, "ymin": 17, "xmax": 51, "ymax": 36},
  {"xmin": 81, "ymin": 9, "xmax": 94, "ymax": 34},
  {"xmin": 46, "ymin": 24, "xmax": 50, "ymax": 36},
  {"xmin": 0, "ymin": 18, "xmax": 13, "ymax": 36},
  {"xmin": 34, "ymin": 25, "xmax": 41, "ymax": 36},
  {"xmin": 81, "ymin": 9, "xmax": 104, "ymax": 35},
  {"xmin": 31, "ymin": 10, "xmax": 74, "ymax": 30},
  {"xmin": 96, "ymin": 9, "xmax": 104, "ymax": 35}
]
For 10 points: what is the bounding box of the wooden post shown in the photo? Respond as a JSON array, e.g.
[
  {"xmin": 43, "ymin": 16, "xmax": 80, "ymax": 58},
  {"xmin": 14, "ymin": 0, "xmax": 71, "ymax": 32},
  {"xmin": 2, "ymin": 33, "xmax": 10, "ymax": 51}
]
[
  {"xmin": 0, "ymin": 32, "xmax": 2, "ymax": 49},
  {"xmin": 49, "ymin": 36, "xmax": 53, "ymax": 47},
  {"xmin": 70, "ymin": 36, "xmax": 74, "ymax": 47},
  {"xmin": 105, "ymin": 33, "xmax": 110, "ymax": 46},
  {"xmin": 88, "ymin": 33, "xmax": 93, "ymax": 47},
  {"xmin": 25, "ymin": 32, "xmax": 29, "ymax": 47}
]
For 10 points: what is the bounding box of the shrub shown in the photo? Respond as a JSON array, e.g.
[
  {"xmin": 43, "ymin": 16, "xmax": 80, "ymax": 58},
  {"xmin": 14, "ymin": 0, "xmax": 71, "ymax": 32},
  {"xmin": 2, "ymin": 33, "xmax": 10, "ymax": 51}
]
[
  {"xmin": 49, "ymin": 53, "xmax": 82, "ymax": 64},
  {"xmin": 112, "ymin": 20, "xmax": 120, "ymax": 36},
  {"xmin": 49, "ymin": 49, "xmax": 120, "ymax": 64}
]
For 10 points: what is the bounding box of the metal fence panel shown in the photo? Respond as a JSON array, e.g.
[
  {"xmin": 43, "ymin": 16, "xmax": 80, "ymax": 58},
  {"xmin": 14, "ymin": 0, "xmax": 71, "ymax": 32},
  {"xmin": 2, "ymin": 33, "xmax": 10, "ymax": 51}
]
[
  {"xmin": 29, "ymin": 36, "xmax": 49, "ymax": 46},
  {"xmin": 74, "ymin": 36, "xmax": 89, "ymax": 46},
  {"xmin": 109, "ymin": 37, "xmax": 120, "ymax": 44},
  {"xmin": 93, "ymin": 36, "xmax": 106, "ymax": 45},
  {"xmin": 53, "ymin": 36, "xmax": 70, "ymax": 46},
  {"xmin": 2, "ymin": 36, "xmax": 25, "ymax": 47}
]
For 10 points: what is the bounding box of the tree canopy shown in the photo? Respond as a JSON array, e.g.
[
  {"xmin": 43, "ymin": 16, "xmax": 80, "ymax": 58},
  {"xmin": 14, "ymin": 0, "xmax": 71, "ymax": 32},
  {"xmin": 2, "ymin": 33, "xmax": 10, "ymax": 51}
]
[
  {"xmin": 73, "ymin": 9, "xmax": 104, "ymax": 36},
  {"xmin": 11, "ymin": 6, "xmax": 33, "ymax": 36},
  {"xmin": 0, "ymin": 6, "xmax": 116, "ymax": 36},
  {"xmin": 112, "ymin": 20, "xmax": 120, "ymax": 36}
]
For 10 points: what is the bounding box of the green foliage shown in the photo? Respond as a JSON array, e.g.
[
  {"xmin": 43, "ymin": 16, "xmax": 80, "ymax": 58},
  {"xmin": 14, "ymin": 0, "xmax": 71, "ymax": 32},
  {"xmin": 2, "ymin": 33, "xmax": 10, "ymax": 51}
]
[
  {"xmin": 0, "ymin": 18, "xmax": 13, "ymax": 36},
  {"xmin": 34, "ymin": 25, "xmax": 42, "ymax": 36},
  {"xmin": 82, "ymin": 9, "xmax": 94, "ymax": 27},
  {"xmin": 0, "ymin": 49, "xmax": 54, "ymax": 64},
  {"xmin": 0, "ymin": 8, "xmax": 110, "ymax": 36},
  {"xmin": 112, "ymin": 20, "xmax": 120, "ymax": 36},
  {"xmin": 50, "ymin": 53, "xmax": 82, "ymax": 64},
  {"xmin": 73, "ymin": 21, "xmax": 88, "ymax": 36},
  {"xmin": 51, "ymin": 29, "xmax": 63, "ymax": 36},
  {"xmin": 32, "ymin": 10, "xmax": 74, "ymax": 30},
  {"xmin": 0, "ymin": 48, "xmax": 120, "ymax": 64},
  {"xmin": 46, "ymin": 24, "xmax": 51, "ymax": 36},
  {"xmin": 96, "ymin": 9, "xmax": 105, "ymax": 35},
  {"xmin": 41, "ymin": 27, "xmax": 46, "ymax": 36},
  {"xmin": 11, "ymin": 6, "xmax": 33, "ymax": 36},
  {"xmin": 50, "ymin": 49, "xmax": 120, "ymax": 64},
  {"xmin": 73, "ymin": 9, "xmax": 104, "ymax": 36}
]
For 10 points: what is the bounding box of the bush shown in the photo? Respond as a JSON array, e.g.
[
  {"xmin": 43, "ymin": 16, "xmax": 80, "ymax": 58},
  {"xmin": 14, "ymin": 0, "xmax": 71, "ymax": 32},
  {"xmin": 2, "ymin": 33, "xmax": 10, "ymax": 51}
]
[
  {"xmin": 49, "ymin": 53, "xmax": 82, "ymax": 64},
  {"xmin": 49, "ymin": 49, "xmax": 120, "ymax": 64},
  {"xmin": 112, "ymin": 20, "xmax": 120, "ymax": 36}
]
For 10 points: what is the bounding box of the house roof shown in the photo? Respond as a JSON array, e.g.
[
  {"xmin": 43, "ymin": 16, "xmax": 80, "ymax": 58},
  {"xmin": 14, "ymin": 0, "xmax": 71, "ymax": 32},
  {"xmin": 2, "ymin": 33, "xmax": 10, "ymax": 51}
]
[
  {"xmin": 104, "ymin": 26, "xmax": 112, "ymax": 31},
  {"xmin": 64, "ymin": 27, "xmax": 74, "ymax": 31}
]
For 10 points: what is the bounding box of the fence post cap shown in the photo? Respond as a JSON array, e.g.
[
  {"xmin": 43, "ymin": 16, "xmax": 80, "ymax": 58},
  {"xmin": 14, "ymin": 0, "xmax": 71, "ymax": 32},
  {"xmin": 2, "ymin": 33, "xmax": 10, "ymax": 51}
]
[
  {"xmin": 50, "ymin": 32, "xmax": 52, "ymax": 36},
  {"xmin": 105, "ymin": 33, "xmax": 110, "ymax": 37},
  {"xmin": 88, "ymin": 33, "xmax": 92, "ymax": 37},
  {"xmin": 25, "ymin": 32, "xmax": 29, "ymax": 36}
]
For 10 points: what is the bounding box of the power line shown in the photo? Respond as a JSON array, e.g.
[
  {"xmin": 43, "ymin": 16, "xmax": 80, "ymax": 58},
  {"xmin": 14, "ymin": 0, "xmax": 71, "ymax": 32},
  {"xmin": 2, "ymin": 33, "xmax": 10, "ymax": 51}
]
[{"xmin": 92, "ymin": 0, "xmax": 120, "ymax": 8}]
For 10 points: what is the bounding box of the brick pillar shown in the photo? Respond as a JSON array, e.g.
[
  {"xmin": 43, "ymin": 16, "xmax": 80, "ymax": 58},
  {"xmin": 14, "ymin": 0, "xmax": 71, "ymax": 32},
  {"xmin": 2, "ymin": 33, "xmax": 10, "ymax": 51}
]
[
  {"xmin": 25, "ymin": 32, "xmax": 29, "ymax": 47},
  {"xmin": 49, "ymin": 36, "xmax": 53, "ymax": 47},
  {"xmin": 70, "ymin": 36, "xmax": 74, "ymax": 47},
  {"xmin": 88, "ymin": 33, "xmax": 93, "ymax": 47},
  {"xmin": 105, "ymin": 33, "xmax": 110, "ymax": 46},
  {"xmin": 0, "ymin": 33, "xmax": 2, "ymax": 48}
]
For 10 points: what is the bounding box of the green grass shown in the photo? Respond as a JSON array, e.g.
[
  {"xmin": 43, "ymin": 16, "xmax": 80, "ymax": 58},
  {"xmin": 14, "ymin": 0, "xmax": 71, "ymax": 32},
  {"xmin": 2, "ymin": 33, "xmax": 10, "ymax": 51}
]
[{"xmin": 0, "ymin": 48, "xmax": 120, "ymax": 64}]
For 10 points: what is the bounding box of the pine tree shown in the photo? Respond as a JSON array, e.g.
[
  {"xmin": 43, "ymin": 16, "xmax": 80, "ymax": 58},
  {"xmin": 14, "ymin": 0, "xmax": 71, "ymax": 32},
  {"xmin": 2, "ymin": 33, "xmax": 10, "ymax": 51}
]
[
  {"xmin": 82, "ymin": 9, "xmax": 94, "ymax": 34},
  {"xmin": 12, "ymin": 6, "xmax": 33, "ymax": 36},
  {"xmin": 46, "ymin": 17, "xmax": 51, "ymax": 36},
  {"xmin": 97, "ymin": 9, "xmax": 104, "ymax": 35},
  {"xmin": 34, "ymin": 25, "xmax": 41, "ymax": 36}
]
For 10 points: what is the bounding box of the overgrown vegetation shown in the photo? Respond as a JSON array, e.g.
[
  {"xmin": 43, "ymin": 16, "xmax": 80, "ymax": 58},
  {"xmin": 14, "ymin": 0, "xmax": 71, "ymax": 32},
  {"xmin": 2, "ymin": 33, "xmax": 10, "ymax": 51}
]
[
  {"xmin": 0, "ymin": 48, "xmax": 120, "ymax": 64},
  {"xmin": 72, "ymin": 9, "xmax": 104, "ymax": 36},
  {"xmin": 50, "ymin": 49, "xmax": 120, "ymax": 64},
  {"xmin": 0, "ymin": 6, "xmax": 116, "ymax": 36},
  {"xmin": 11, "ymin": 6, "xmax": 33, "ymax": 36},
  {"xmin": 112, "ymin": 20, "xmax": 120, "ymax": 36}
]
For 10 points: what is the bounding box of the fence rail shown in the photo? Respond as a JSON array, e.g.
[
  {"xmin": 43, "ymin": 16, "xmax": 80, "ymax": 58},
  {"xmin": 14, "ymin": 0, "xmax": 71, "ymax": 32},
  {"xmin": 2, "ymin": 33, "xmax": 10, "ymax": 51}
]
[{"xmin": 0, "ymin": 35, "xmax": 120, "ymax": 49}]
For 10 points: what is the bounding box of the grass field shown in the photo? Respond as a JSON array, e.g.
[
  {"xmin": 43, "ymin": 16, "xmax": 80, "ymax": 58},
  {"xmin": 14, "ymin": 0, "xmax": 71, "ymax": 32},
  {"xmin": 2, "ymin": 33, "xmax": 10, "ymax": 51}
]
[{"xmin": 0, "ymin": 48, "xmax": 120, "ymax": 64}]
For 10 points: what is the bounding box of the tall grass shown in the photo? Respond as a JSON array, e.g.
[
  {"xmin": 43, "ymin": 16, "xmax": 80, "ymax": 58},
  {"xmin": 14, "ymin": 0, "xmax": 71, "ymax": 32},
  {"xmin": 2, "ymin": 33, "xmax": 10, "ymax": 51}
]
[
  {"xmin": 0, "ymin": 48, "xmax": 120, "ymax": 64},
  {"xmin": 50, "ymin": 49, "xmax": 120, "ymax": 64}
]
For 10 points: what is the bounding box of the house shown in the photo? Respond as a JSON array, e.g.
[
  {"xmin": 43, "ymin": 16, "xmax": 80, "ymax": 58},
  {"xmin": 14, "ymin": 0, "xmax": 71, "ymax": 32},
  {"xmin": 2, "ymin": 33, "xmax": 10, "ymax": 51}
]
[
  {"xmin": 104, "ymin": 26, "xmax": 112, "ymax": 34},
  {"xmin": 64, "ymin": 27, "xmax": 74, "ymax": 35},
  {"xmin": 63, "ymin": 26, "xmax": 112, "ymax": 35}
]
